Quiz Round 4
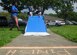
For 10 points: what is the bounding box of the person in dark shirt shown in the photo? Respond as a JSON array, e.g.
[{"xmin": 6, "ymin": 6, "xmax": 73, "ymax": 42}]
[
  {"xmin": 10, "ymin": 2, "xmax": 20, "ymax": 30},
  {"xmin": 28, "ymin": 6, "xmax": 34, "ymax": 16}
]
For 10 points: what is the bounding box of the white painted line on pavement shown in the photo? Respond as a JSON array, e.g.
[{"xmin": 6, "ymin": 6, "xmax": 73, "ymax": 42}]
[
  {"xmin": 6, "ymin": 50, "xmax": 17, "ymax": 55},
  {"xmin": 0, "ymin": 46, "xmax": 77, "ymax": 49}
]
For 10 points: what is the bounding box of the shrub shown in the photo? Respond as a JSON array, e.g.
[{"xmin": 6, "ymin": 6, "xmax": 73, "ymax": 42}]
[
  {"xmin": 67, "ymin": 12, "xmax": 77, "ymax": 21},
  {"xmin": 18, "ymin": 13, "xmax": 28, "ymax": 20},
  {"xmin": 57, "ymin": 11, "xmax": 77, "ymax": 21}
]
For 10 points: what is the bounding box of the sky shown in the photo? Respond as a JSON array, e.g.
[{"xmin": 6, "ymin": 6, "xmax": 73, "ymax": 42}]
[
  {"xmin": 0, "ymin": 0, "xmax": 1, "ymax": 2},
  {"xmin": 0, "ymin": 0, "xmax": 77, "ymax": 14},
  {"xmin": 0, "ymin": 0, "xmax": 3, "ymax": 12},
  {"xmin": 73, "ymin": 2, "xmax": 77, "ymax": 12}
]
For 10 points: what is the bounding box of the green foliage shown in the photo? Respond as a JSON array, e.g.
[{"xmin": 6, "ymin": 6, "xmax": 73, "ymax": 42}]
[
  {"xmin": 0, "ymin": 12, "xmax": 9, "ymax": 16},
  {"xmin": 0, "ymin": 12, "xmax": 10, "ymax": 20},
  {"xmin": 48, "ymin": 13, "xmax": 57, "ymax": 17},
  {"xmin": 1, "ymin": 0, "xmax": 77, "ymax": 20},
  {"xmin": 1, "ymin": 0, "xmax": 76, "ymax": 12},
  {"xmin": 57, "ymin": 11, "xmax": 77, "ymax": 21},
  {"xmin": 49, "ymin": 25, "xmax": 77, "ymax": 42},
  {"xmin": 67, "ymin": 12, "xmax": 77, "ymax": 21},
  {"xmin": 18, "ymin": 13, "xmax": 28, "ymax": 20},
  {"xmin": 0, "ymin": 12, "xmax": 28, "ymax": 20}
]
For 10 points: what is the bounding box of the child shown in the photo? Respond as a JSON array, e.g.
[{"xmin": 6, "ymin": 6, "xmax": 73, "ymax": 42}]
[{"xmin": 10, "ymin": 2, "xmax": 20, "ymax": 30}]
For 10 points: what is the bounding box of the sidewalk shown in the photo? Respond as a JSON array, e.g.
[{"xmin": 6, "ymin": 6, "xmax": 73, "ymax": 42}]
[
  {"xmin": 0, "ymin": 30, "xmax": 77, "ymax": 55},
  {"xmin": 4, "ymin": 30, "xmax": 77, "ymax": 47}
]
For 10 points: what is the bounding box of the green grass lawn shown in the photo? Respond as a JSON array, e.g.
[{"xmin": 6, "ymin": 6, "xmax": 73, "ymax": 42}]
[
  {"xmin": 0, "ymin": 26, "xmax": 24, "ymax": 46},
  {"xmin": 49, "ymin": 25, "xmax": 77, "ymax": 42}
]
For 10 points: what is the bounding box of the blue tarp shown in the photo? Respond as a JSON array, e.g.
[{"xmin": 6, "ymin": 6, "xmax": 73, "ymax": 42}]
[{"xmin": 25, "ymin": 16, "xmax": 47, "ymax": 32}]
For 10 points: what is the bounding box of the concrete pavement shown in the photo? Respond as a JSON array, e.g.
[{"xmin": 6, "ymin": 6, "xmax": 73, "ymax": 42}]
[{"xmin": 0, "ymin": 30, "xmax": 77, "ymax": 55}]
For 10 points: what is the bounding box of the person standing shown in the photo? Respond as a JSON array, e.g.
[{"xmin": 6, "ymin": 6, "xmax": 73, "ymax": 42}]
[
  {"xmin": 10, "ymin": 2, "xmax": 20, "ymax": 30},
  {"xmin": 28, "ymin": 6, "xmax": 34, "ymax": 16}
]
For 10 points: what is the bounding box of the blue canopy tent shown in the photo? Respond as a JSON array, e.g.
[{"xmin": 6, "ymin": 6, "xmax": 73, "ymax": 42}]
[{"xmin": 24, "ymin": 15, "xmax": 49, "ymax": 36}]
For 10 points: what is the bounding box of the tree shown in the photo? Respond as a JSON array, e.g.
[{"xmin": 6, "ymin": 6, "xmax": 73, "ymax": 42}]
[
  {"xmin": 1, "ymin": 0, "xmax": 24, "ymax": 12},
  {"xmin": 0, "ymin": 0, "xmax": 77, "ymax": 16},
  {"xmin": 50, "ymin": 0, "xmax": 77, "ymax": 21}
]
